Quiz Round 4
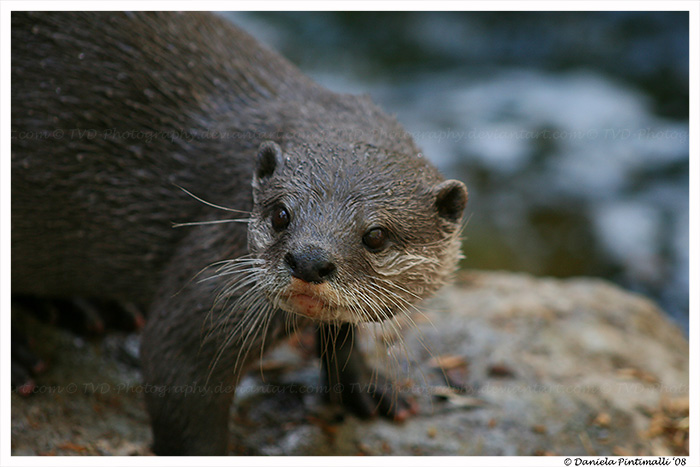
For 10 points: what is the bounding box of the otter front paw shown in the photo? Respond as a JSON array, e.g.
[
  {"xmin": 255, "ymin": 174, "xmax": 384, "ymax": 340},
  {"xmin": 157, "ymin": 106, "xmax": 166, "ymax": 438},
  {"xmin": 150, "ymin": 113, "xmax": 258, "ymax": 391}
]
[
  {"xmin": 317, "ymin": 322, "xmax": 418, "ymax": 422},
  {"xmin": 324, "ymin": 372, "xmax": 418, "ymax": 421}
]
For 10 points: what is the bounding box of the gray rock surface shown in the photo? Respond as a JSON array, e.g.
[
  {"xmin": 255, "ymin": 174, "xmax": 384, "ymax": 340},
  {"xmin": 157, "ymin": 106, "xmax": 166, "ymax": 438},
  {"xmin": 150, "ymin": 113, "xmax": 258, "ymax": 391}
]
[{"xmin": 11, "ymin": 271, "xmax": 689, "ymax": 456}]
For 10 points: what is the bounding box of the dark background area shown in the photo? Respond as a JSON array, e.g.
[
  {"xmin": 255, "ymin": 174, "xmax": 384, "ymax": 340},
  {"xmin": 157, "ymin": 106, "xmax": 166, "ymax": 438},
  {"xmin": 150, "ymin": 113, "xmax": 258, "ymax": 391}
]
[{"xmin": 224, "ymin": 12, "xmax": 690, "ymax": 333}]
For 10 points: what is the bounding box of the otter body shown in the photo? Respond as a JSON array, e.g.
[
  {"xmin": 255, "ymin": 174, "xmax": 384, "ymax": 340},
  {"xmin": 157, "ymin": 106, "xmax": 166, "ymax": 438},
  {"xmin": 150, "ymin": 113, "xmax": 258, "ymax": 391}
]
[{"xmin": 12, "ymin": 12, "xmax": 467, "ymax": 455}]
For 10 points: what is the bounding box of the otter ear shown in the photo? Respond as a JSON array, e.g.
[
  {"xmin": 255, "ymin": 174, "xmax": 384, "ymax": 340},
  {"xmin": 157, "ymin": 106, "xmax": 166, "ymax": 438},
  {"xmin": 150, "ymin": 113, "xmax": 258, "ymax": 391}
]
[
  {"xmin": 433, "ymin": 180, "xmax": 468, "ymax": 222},
  {"xmin": 255, "ymin": 141, "xmax": 283, "ymax": 181}
]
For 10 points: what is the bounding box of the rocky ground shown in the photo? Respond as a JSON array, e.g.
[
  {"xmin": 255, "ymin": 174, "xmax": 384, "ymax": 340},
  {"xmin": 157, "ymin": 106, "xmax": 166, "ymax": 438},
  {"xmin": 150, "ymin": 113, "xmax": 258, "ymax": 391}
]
[{"xmin": 10, "ymin": 271, "xmax": 689, "ymax": 456}]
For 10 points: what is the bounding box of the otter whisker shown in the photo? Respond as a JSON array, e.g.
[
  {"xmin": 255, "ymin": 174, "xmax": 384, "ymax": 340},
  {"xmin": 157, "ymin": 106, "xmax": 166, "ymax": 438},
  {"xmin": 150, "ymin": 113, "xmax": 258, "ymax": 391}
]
[
  {"xmin": 205, "ymin": 264, "xmax": 262, "ymax": 319},
  {"xmin": 256, "ymin": 302, "xmax": 278, "ymax": 381},
  {"xmin": 374, "ymin": 276, "xmax": 424, "ymax": 302},
  {"xmin": 199, "ymin": 263, "xmax": 261, "ymax": 342},
  {"xmin": 350, "ymin": 288, "xmax": 408, "ymax": 405},
  {"xmin": 172, "ymin": 218, "xmax": 251, "ymax": 228},
  {"xmin": 217, "ymin": 298, "xmax": 270, "ymax": 382},
  {"xmin": 373, "ymin": 252, "xmax": 441, "ymax": 277},
  {"xmin": 372, "ymin": 282, "xmax": 442, "ymax": 355},
  {"xmin": 361, "ymin": 284, "xmax": 416, "ymax": 373},
  {"xmin": 175, "ymin": 184, "xmax": 251, "ymax": 215},
  {"xmin": 366, "ymin": 282, "xmax": 443, "ymax": 403},
  {"xmin": 366, "ymin": 281, "xmax": 431, "ymax": 353},
  {"xmin": 193, "ymin": 255, "xmax": 262, "ymax": 289},
  {"xmin": 201, "ymin": 261, "xmax": 276, "ymax": 381}
]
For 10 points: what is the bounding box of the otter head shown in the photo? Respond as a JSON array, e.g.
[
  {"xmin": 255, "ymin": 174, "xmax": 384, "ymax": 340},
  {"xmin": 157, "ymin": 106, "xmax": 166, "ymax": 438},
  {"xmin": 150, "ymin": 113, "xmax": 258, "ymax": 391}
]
[{"xmin": 248, "ymin": 140, "xmax": 467, "ymax": 323}]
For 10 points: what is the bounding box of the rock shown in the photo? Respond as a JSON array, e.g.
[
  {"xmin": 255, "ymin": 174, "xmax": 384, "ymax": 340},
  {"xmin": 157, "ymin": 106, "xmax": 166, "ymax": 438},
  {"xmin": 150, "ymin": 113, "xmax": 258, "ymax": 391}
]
[{"xmin": 10, "ymin": 271, "xmax": 688, "ymax": 456}]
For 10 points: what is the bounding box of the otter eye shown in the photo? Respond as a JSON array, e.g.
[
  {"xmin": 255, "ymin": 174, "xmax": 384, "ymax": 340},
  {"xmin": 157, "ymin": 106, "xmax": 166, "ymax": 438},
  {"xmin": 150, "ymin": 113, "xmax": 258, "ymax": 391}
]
[
  {"xmin": 271, "ymin": 205, "xmax": 290, "ymax": 231},
  {"xmin": 362, "ymin": 227, "xmax": 388, "ymax": 251}
]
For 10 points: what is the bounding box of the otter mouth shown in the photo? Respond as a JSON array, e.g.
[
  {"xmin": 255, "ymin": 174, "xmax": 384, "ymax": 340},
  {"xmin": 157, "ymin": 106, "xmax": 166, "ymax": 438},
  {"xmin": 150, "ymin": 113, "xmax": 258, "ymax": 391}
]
[
  {"xmin": 275, "ymin": 277, "xmax": 393, "ymax": 323},
  {"xmin": 277, "ymin": 278, "xmax": 352, "ymax": 322},
  {"xmin": 286, "ymin": 293, "xmax": 327, "ymax": 319}
]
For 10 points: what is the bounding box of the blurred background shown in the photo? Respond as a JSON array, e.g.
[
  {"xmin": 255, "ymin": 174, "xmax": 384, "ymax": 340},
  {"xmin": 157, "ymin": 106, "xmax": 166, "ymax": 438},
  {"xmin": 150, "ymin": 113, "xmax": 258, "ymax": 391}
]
[{"xmin": 222, "ymin": 12, "xmax": 689, "ymax": 334}]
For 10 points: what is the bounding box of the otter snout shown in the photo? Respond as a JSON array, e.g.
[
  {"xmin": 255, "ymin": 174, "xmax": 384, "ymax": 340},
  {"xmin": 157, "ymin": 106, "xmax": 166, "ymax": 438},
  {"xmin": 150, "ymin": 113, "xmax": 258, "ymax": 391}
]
[{"xmin": 284, "ymin": 246, "xmax": 337, "ymax": 284}]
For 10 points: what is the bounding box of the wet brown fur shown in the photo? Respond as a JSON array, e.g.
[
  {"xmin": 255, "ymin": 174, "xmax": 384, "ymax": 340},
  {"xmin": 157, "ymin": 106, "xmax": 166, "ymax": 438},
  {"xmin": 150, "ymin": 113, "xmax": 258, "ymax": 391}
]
[{"xmin": 12, "ymin": 12, "xmax": 467, "ymax": 455}]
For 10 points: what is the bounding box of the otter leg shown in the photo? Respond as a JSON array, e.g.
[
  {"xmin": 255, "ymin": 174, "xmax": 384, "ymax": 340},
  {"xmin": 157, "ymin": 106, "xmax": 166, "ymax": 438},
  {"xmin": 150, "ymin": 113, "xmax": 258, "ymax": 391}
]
[
  {"xmin": 11, "ymin": 331, "xmax": 46, "ymax": 396},
  {"xmin": 11, "ymin": 299, "xmax": 48, "ymax": 395},
  {"xmin": 141, "ymin": 272, "xmax": 287, "ymax": 455},
  {"xmin": 141, "ymin": 305, "xmax": 233, "ymax": 455},
  {"xmin": 137, "ymin": 219, "xmax": 288, "ymax": 455},
  {"xmin": 317, "ymin": 322, "xmax": 417, "ymax": 421},
  {"xmin": 144, "ymin": 381, "xmax": 233, "ymax": 455}
]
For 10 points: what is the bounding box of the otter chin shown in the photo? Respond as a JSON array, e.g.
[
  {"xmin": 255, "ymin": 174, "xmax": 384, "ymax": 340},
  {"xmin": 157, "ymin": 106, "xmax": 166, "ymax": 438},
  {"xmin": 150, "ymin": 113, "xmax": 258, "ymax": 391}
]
[
  {"xmin": 278, "ymin": 278, "xmax": 334, "ymax": 320},
  {"xmin": 288, "ymin": 294, "xmax": 324, "ymax": 316},
  {"xmin": 285, "ymin": 293, "xmax": 329, "ymax": 320},
  {"xmin": 274, "ymin": 278, "xmax": 361, "ymax": 322}
]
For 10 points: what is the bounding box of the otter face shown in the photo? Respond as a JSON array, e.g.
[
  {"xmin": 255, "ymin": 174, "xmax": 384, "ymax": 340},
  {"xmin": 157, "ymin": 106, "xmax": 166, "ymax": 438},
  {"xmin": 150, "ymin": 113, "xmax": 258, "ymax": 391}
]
[{"xmin": 247, "ymin": 140, "xmax": 467, "ymax": 324}]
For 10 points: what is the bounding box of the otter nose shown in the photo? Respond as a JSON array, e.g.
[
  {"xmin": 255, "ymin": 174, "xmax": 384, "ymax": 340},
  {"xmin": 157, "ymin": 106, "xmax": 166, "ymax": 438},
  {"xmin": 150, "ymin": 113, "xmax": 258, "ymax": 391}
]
[{"xmin": 284, "ymin": 247, "xmax": 336, "ymax": 284}]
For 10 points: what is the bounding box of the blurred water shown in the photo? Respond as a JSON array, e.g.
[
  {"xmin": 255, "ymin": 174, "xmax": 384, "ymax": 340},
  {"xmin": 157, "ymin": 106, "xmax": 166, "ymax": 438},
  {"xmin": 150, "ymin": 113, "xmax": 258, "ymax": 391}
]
[{"xmin": 222, "ymin": 12, "xmax": 689, "ymax": 334}]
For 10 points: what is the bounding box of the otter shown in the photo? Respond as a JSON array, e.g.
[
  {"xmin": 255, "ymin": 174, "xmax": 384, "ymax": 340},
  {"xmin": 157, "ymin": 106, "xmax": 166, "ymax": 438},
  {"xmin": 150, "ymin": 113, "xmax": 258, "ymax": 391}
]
[{"xmin": 11, "ymin": 12, "xmax": 467, "ymax": 455}]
